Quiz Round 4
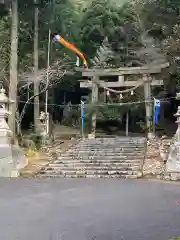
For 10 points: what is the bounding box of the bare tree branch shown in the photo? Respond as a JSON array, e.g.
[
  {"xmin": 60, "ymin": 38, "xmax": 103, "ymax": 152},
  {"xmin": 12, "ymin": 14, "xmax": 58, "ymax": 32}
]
[
  {"xmin": 16, "ymin": 70, "xmax": 66, "ymax": 130},
  {"xmin": 18, "ymin": 56, "xmax": 74, "ymax": 92}
]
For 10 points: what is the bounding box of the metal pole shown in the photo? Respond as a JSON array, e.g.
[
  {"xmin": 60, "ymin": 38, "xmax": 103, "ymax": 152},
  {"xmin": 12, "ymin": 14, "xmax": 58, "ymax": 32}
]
[
  {"xmin": 45, "ymin": 28, "xmax": 51, "ymax": 114},
  {"xmin": 45, "ymin": 28, "xmax": 51, "ymax": 134},
  {"xmin": 33, "ymin": 0, "xmax": 40, "ymax": 132}
]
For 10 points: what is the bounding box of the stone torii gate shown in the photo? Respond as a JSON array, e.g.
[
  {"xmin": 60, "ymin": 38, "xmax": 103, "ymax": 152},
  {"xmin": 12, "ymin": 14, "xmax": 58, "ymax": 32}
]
[{"xmin": 76, "ymin": 63, "xmax": 169, "ymax": 138}]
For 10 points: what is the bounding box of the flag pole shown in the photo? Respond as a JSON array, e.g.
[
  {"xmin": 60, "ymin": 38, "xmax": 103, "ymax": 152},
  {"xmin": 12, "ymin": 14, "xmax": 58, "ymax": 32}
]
[{"xmin": 153, "ymin": 98, "xmax": 155, "ymax": 136}]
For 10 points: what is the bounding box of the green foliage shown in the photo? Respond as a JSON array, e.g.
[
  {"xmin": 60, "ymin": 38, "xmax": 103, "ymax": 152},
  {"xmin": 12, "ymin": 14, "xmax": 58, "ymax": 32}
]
[
  {"xmin": 0, "ymin": 0, "xmax": 173, "ymax": 80},
  {"xmin": 25, "ymin": 124, "xmax": 43, "ymax": 149},
  {"xmin": 80, "ymin": 0, "xmax": 124, "ymax": 59},
  {"xmin": 29, "ymin": 132, "xmax": 43, "ymax": 149},
  {"xmin": 1, "ymin": 0, "xmax": 180, "ymax": 126},
  {"xmin": 97, "ymin": 106, "xmax": 124, "ymax": 121},
  {"xmin": 135, "ymin": 0, "xmax": 180, "ymax": 89}
]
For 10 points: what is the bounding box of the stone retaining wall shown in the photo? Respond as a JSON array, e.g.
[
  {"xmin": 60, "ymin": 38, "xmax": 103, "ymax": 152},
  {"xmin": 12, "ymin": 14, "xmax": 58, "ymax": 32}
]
[{"xmin": 143, "ymin": 136, "xmax": 171, "ymax": 178}]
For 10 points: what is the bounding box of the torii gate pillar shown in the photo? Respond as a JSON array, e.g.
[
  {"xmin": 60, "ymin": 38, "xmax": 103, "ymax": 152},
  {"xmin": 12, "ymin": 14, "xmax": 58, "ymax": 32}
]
[
  {"xmin": 91, "ymin": 77, "xmax": 98, "ymax": 138},
  {"xmin": 143, "ymin": 74, "xmax": 153, "ymax": 139}
]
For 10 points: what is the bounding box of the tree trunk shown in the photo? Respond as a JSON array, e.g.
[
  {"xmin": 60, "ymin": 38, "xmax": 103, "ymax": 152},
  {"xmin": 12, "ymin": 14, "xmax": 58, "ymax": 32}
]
[
  {"xmin": 8, "ymin": 0, "xmax": 18, "ymax": 139},
  {"xmin": 33, "ymin": 0, "xmax": 40, "ymax": 131}
]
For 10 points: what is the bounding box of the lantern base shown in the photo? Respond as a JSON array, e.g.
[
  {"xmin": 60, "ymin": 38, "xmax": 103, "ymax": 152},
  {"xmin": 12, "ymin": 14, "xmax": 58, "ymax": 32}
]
[{"xmin": 0, "ymin": 120, "xmax": 27, "ymax": 177}]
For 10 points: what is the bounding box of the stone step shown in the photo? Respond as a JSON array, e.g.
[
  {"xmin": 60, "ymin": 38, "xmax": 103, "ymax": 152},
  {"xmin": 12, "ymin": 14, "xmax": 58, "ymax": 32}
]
[
  {"xmin": 58, "ymin": 153, "xmax": 144, "ymax": 160},
  {"xmin": 75, "ymin": 147, "xmax": 145, "ymax": 151},
  {"xmin": 73, "ymin": 142, "xmax": 145, "ymax": 145},
  {"xmin": 75, "ymin": 145, "xmax": 145, "ymax": 148},
  {"xmin": 37, "ymin": 137, "xmax": 146, "ymax": 179},
  {"xmin": 69, "ymin": 148, "xmax": 144, "ymax": 153},
  {"xmin": 87, "ymin": 136, "xmax": 144, "ymax": 138},
  {"xmin": 57, "ymin": 156, "xmax": 143, "ymax": 161},
  {"xmin": 70, "ymin": 142, "xmax": 145, "ymax": 146},
  {"xmin": 77, "ymin": 143, "xmax": 145, "ymax": 145},
  {"xmin": 62, "ymin": 149, "xmax": 145, "ymax": 153},
  {"xmin": 39, "ymin": 169, "xmax": 141, "ymax": 176},
  {"xmin": 39, "ymin": 174, "xmax": 141, "ymax": 179},
  {"xmin": 80, "ymin": 138, "xmax": 145, "ymax": 142},
  {"xmin": 78, "ymin": 139, "xmax": 145, "ymax": 142},
  {"xmin": 54, "ymin": 159, "xmax": 142, "ymax": 164},
  {"xmin": 60, "ymin": 155, "xmax": 144, "ymax": 159},
  {"xmin": 67, "ymin": 148, "xmax": 145, "ymax": 152},
  {"xmin": 75, "ymin": 146, "xmax": 144, "ymax": 151},
  {"xmin": 45, "ymin": 165, "xmax": 140, "ymax": 171},
  {"xmin": 48, "ymin": 162, "xmax": 141, "ymax": 168},
  {"xmin": 76, "ymin": 140, "xmax": 145, "ymax": 143},
  {"xmin": 56, "ymin": 159, "xmax": 143, "ymax": 164},
  {"xmin": 71, "ymin": 148, "xmax": 145, "ymax": 151},
  {"xmin": 64, "ymin": 152, "xmax": 144, "ymax": 156},
  {"xmin": 75, "ymin": 142, "xmax": 144, "ymax": 147}
]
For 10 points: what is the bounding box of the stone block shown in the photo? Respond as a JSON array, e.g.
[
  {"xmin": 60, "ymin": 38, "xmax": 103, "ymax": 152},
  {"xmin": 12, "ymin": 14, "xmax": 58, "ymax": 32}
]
[
  {"xmin": 166, "ymin": 142, "xmax": 180, "ymax": 173},
  {"xmin": 0, "ymin": 144, "xmax": 27, "ymax": 177}
]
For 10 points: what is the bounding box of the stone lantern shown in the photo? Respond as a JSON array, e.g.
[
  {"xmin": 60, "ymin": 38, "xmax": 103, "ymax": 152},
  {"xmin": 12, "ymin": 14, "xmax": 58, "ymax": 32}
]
[
  {"xmin": 0, "ymin": 87, "xmax": 13, "ymax": 142},
  {"xmin": 0, "ymin": 87, "xmax": 10, "ymax": 107},
  {"xmin": 38, "ymin": 111, "xmax": 50, "ymax": 145},
  {"xmin": 0, "ymin": 87, "xmax": 28, "ymax": 177},
  {"xmin": 166, "ymin": 94, "xmax": 180, "ymax": 179},
  {"xmin": 174, "ymin": 106, "xmax": 180, "ymax": 142},
  {"xmin": 39, "ymin": 111, "xmax": 49, "ymax": 136}
]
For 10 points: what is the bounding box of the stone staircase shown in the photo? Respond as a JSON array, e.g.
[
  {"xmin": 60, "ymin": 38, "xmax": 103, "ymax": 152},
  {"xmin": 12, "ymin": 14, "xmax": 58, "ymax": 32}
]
[{"xmin": 39, "ymin": 137, "xmax": 146, "ymax": 178}]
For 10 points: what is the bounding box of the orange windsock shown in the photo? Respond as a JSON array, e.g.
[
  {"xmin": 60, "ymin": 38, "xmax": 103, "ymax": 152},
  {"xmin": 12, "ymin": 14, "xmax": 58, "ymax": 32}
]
[{"xmin": 55, "ymin": 35, "xmax": 88, "ymax": 68}]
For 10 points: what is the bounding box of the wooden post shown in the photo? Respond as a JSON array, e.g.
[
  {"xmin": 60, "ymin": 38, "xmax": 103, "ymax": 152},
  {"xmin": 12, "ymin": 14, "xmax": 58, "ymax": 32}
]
[
  {"xmin": 143, "ymin": 74, "xmax": 153, "ymax": 138},
  {"xmin": 91, "ymin": 77, "xmax": 98, "ymax": 138},
  {"xmin": 8, "ymin": 0, "xmax": 18, "ymax": 138},
  {"xmin": 34, "ymin": 0, "xmax": 40, "ymax": 132}
]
